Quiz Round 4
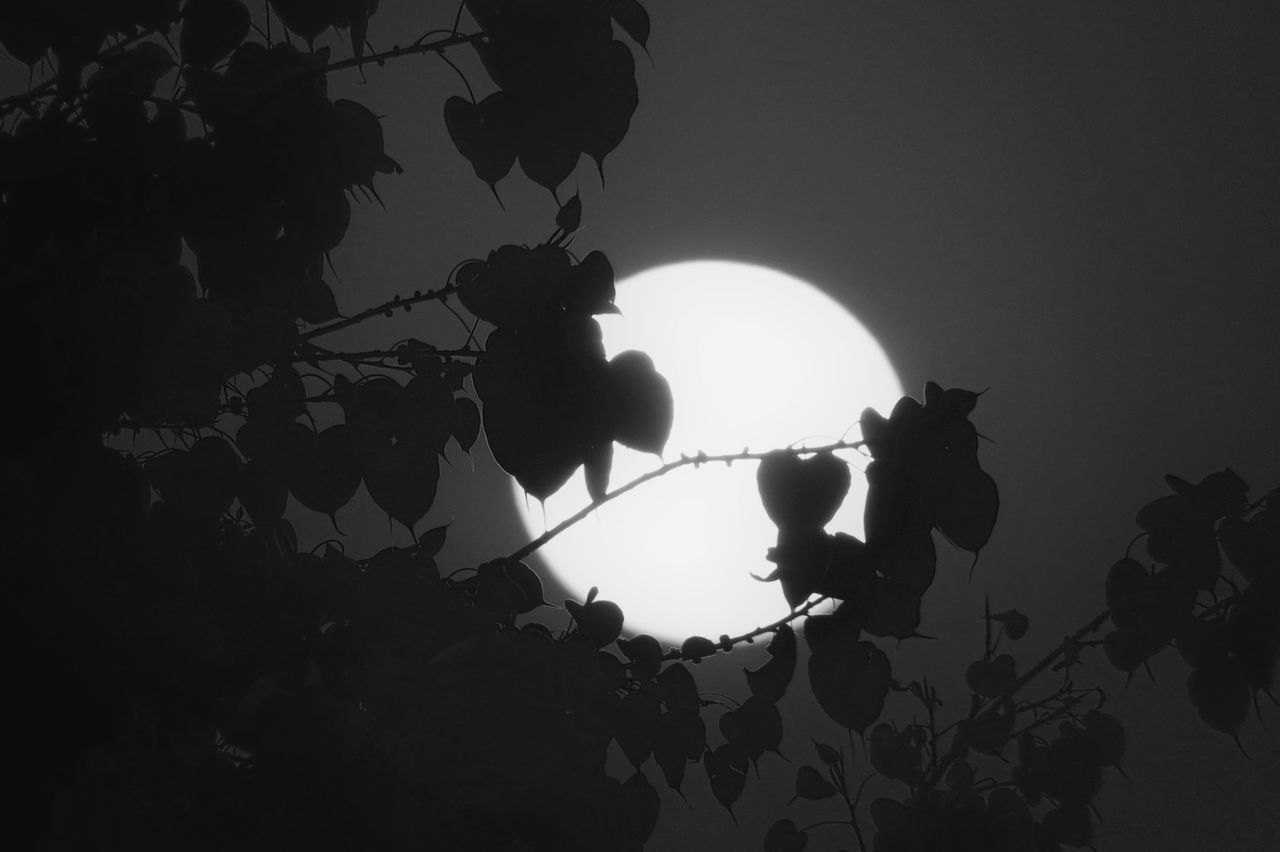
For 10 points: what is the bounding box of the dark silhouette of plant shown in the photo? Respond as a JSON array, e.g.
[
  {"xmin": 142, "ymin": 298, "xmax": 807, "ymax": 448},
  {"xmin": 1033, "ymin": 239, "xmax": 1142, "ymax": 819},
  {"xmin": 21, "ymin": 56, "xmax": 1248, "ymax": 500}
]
[{"xmin": 2, "ymin": 3, "xmax": 1274, "ymax": 850}]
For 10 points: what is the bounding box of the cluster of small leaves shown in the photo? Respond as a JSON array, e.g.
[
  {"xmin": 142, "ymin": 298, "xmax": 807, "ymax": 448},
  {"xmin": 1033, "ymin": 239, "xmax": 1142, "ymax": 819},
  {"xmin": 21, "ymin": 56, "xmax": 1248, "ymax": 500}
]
[
  {"xmin": 764, "ymin": 739, "xmax": 849, "ymax": 852},
  {"xmin": 861, "ymin": 708, "xmax": 1123, "ymax": 852},
  {"xmin": 236, "ymin": 360, "xmax": 475, "ymax": 532},
  {"xmin": 765, "ymin": 602, "xmax": 1132, "ymax": 851},
  {"xmin": 751, "ymin": 382, "xmax": 997, "ymax": 734},
  {"xmin": 267, "ymin": 0, "xmax": 381, "ymax": 55},
  {"xmin": 0, "ymin": 2, "xmax": 182, "ymax": 69},
  {"xmin": 761, "ymin": 466, "xmax": 1275, "ymax": 852},
  {"xmin": 467, "ymin": 242, "xmax": 674, "ymax": 501},
  {"xmin": 609, "ymin": 632, "xmax": 708, "ymax": 809},
  {"xmin": 693, "ymin": 625, "xmax": 798, "ymax": 818},
  {"xmin": 0, "ymin": 2, "xmax": 404, "ymax": 437},
  {"xmin": 1105, "ymin": 471, "xmax": 1278, "ymax": 741},
  {"xmin": 34, "ymin": 442, "xmax": 669, "ymax": 849},
  {"xmin": 445, "ymin": 0, "xmax": 648, "ymax": 196}
]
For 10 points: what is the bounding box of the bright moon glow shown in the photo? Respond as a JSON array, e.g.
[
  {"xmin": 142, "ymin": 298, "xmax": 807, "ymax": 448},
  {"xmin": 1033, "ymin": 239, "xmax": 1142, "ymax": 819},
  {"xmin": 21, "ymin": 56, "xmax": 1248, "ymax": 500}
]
[{"xmin": 514, "ymin": 261, "xmax": 903, "ymax": 644}]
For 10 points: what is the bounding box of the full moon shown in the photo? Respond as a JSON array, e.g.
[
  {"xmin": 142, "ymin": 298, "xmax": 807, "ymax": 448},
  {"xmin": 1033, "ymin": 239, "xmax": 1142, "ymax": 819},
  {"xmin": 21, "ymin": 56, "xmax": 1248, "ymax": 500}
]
[{"xmin": 514, "ymin": 261, "xmax": 903, "ymax": 644}]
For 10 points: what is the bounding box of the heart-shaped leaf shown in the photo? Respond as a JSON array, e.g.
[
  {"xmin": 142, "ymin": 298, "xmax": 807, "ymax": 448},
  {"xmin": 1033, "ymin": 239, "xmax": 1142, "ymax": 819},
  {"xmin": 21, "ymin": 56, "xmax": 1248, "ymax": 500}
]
[
  {"xmin": 806, "ymin": 615, "xmax": 890, "ymax": 733},
  {"xmin": 444, "ymin": 93, "xmax": 519, "ymax": 195},
  {"xmin": 932, "ymin": 467, "xmax": 998, "ymax": 553},
  {"xmin": 867, "ymin": 723, "xmax": 925, "ymax": 783},
  {"xmin": 718, "ymin": 696, "xmax": 782, "ymax": 763},
  {"xmin": 288, "ymin": 425, "xmax": 361, "ymax": 522},
  {"xmin": 757, "ymin": 450, "xmax": 851, "ymax": 530},
  {"xmin": 657, "ymin": 662, "xmax": 698, "ymax": 712},
  {"xmin": 703, "ymin": 743, "xmax": 749, "ymax": 815},
  {"xmin": 965, "ymin": 654, "xmax": 1018, "ymax": 698}
]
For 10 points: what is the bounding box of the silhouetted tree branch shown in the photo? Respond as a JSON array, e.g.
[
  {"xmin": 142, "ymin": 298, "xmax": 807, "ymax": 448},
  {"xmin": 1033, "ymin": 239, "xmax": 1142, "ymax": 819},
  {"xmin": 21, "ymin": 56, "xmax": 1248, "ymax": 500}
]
[{"xmin": 3, "ymin": 3, "xmax": 1273, "ymax": 851}]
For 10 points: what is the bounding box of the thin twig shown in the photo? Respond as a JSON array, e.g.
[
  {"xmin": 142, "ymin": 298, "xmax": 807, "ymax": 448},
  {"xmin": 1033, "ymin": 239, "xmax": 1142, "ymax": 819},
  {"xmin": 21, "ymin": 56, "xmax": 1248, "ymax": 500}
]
[
  {"xmin": 920, "ymin": 608, "xmax": 1113, "ymax": 790},
  {"xmin": 1012, "ymin": 609, "xmax": 1111, "ymax": 692},
  {"xmin": 653, "ymin": 596, "xmax": 829, "ymax": 663},
  {"xmin": 300, "ymin": 282, "xmax": 465, "ymax": 340},
  {"xmin": 323, "ymin": 31, "xmax": 487, "ymax": 75},
  {"xmin": 849, "ymin": 771, "xmax": 875, "ymax": 852},
  {"xmin": 800, "ymin": 820, "xmax": 859, "ymax": 834}
]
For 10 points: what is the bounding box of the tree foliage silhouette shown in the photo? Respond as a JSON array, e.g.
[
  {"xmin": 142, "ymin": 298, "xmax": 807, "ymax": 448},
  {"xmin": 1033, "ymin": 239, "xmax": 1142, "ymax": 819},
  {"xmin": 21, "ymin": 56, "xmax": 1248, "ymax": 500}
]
[{"xmin": 2, "ymin": 3, "xmax": 1275, "ymax": 850}]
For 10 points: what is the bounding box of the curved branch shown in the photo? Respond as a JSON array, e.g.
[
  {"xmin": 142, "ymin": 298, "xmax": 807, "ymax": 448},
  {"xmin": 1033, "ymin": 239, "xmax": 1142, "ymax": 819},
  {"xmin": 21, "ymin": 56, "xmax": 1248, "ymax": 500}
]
[
  {"xmin": 653, "ymin": 596, "xmax": 829, "ymax": 664},
  {"xmin": 508, "ymin": 440, "xmax": 866, "ymax": 562},
  {"xmin": 506, "ymin": 442, "xmax": 863, "ymax": 661}
]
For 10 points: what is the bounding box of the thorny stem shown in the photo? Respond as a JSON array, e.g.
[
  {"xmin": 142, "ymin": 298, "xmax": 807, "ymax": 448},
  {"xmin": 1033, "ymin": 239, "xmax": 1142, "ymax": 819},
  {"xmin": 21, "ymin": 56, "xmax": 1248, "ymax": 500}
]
[
  {"xmin": 508, "ymin": 440, "xmax": 866, "ymax": 563},
  {"xmin": 654, "ymin": 596, "xmax": 829, "ymax": 664},
  {"xmin": 300, "ymin": 282, "xmax": 465, "ymax": 341},
  {"xmin": 297, "ymin": 344, "xmax": 482, "ymax": 365},
  {"xmin": 612, "ymin": 597, "xmax": 829, "ymax": 672},
  {"xmin": 1012, "ymin": 609, "xmax": 1111, "ymax": 693},
  {"xmin": 323, "ymin": 32, "xmax": 487, "ymax": 74},
  {"xmin": 512, "ymin": 442, "xmax": 864, "ymax": 660}
]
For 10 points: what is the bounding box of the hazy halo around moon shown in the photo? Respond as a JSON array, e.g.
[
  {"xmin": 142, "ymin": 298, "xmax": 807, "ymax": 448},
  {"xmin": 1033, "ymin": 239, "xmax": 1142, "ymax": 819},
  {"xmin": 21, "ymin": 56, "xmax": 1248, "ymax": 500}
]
[{"xmin": 513, "ymin": 260, "xmax": 904, "ymax": 645}]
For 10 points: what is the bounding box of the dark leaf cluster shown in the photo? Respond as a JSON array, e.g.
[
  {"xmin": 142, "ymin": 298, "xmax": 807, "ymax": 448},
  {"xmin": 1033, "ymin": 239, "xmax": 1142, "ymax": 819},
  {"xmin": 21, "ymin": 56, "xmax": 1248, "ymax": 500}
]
[
  {"xmin": 5, "ymin": 2, "xmax": 670, "ymax": 848},
  {"xmin": 446, "ymin": 0, "xmax": 647, "ymax": 195},
  {"xmin": 469, "ymin": 243, "xmax": 673, "ymax": 500},
  {"xmin": 1106, "ymin": 471, "xmax": 1279, "ymax": 740},
  {"xmin": 5, "ymin": 3, "xmax": 1272, "ymax": 851},
  {"xmin": 750, "ymin": 382, "xmax": 998, "ymax": 742}
]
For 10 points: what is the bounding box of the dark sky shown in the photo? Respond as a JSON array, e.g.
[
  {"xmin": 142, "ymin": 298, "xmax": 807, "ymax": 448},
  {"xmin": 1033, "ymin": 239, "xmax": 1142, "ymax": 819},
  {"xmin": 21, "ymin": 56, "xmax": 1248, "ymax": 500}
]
[
  {"xmin": 8, "ymin": 0, "xmax": 1276, "ymax": 848},
  {"xmin": 323, "ymin": 1, "xmax": 1280, "ymax": 849}
]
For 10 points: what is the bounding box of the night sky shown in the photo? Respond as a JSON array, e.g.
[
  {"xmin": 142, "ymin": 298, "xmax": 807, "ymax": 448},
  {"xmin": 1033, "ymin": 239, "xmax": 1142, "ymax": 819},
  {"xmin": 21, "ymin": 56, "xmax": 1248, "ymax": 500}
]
[{"xmin": 8, "ymin": 1, "xmax": 1277, "ymax": 848}]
